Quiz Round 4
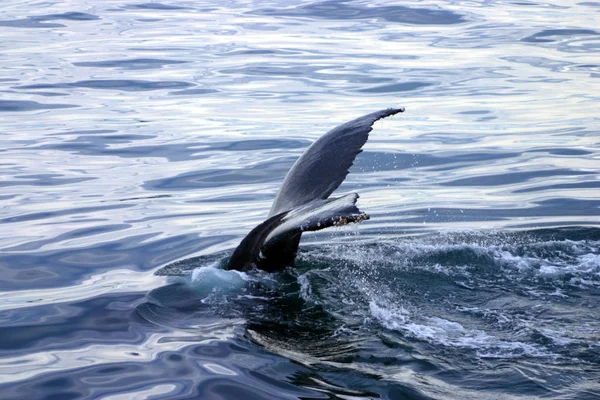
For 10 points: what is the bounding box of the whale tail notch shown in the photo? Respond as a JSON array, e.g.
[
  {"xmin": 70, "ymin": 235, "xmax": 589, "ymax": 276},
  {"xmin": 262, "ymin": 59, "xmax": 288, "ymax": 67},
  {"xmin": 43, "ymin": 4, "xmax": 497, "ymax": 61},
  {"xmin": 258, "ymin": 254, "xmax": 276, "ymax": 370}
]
[{"xmin": 226, "ymin": 107, "xmax": 404, "ymax": 272}]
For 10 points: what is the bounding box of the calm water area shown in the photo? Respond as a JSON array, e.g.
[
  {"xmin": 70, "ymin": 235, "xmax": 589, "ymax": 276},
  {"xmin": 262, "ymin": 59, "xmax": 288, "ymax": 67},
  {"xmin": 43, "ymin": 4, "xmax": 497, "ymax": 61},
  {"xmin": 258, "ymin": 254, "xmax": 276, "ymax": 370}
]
[{"xmin": 0, "ymin": 0, "xmax": 599, "ymax": 399}]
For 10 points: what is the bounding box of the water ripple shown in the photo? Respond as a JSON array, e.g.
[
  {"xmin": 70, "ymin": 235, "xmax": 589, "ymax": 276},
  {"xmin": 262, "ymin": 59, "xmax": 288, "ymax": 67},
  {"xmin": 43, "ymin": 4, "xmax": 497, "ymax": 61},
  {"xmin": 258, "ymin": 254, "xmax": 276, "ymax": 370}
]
[
  {"xmin": 0, "ymin": 100, "xmax": 77, "ymax": 112},
  {"xmin": 0, "ymin": 0, "xmax": 599, "ymax": 398},
  {"xmin": 0, "ymin": 12, "xmax": 99, "ymax": 29},
  {"xmin": 72, "ymin": 58, "xmax": 188, "ymax": 70},
  {"xmin": 255, "ymin": 1, "xmax": 466, "ymax": 25},
  {"xmin": 16, "ymin": 80, "xmax": 194, "ymax": 92}
]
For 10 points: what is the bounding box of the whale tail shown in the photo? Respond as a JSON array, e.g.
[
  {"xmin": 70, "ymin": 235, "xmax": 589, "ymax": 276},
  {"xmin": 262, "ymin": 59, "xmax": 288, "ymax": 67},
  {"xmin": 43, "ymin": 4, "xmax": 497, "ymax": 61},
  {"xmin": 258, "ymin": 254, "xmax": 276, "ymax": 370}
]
[
  {"xmin": 226, "ymin": 107, "xmax": 404, "ymax": 272},
  {"xmin": 226, "ymin": 194, "xmax": 367, "ymax": 272}
]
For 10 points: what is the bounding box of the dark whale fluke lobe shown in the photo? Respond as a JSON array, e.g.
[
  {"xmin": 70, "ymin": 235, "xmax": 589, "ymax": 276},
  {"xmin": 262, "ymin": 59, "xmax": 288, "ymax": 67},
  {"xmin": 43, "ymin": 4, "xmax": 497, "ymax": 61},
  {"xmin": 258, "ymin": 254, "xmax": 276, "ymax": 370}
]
[
  {"xmin": 269, "ymin": 107, "xmax": 405, "ymax": 217},
  {"xmin": 226, "ymin": 107, "xmax": 404, "ymax": 272}
]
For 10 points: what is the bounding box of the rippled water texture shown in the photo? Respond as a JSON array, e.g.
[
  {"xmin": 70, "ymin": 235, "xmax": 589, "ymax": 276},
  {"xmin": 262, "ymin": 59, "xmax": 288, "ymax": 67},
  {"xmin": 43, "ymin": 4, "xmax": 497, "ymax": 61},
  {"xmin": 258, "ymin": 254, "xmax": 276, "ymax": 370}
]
[{"xmin": 1, "ymin": 0, "xmax": 599, "ymax": 399}]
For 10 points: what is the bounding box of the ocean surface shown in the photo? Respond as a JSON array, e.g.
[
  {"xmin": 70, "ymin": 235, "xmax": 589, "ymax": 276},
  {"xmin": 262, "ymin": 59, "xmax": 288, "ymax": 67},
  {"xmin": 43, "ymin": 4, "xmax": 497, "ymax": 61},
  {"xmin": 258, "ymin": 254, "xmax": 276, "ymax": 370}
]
[{"xmin": 1, "ymin": 0, "xmax": 599, "ymax": 399}]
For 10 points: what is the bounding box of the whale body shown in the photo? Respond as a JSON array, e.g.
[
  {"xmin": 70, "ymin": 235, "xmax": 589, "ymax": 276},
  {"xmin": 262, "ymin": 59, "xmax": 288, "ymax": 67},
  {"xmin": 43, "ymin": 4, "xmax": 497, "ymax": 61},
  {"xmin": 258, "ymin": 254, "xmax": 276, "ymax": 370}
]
[{"xmin": 226, "ymin": 107, "xmax": 404, "ymax": 272}]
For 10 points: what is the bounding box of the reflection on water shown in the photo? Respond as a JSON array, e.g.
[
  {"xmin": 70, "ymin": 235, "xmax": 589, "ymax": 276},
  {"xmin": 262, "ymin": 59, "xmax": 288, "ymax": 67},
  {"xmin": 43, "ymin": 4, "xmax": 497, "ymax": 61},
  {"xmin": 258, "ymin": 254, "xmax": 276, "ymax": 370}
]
[{"xmin": 0, "ymin": 0, "xmax": 598, "ymax": 399}]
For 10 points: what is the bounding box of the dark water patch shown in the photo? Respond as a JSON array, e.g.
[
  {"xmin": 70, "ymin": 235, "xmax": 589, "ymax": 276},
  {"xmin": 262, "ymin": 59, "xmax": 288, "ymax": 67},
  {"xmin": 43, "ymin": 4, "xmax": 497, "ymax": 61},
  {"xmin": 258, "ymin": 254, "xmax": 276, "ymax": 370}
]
[
  {"xmin": 135, "ymin": 18, "xmax": 163, "ymax": 22},
  {"xmin": 220, "ymin": 49, "xmax": 289, "ymax": 56},
  {"xmin": 522, "ymin": 29, "xmax": 599, "ymax": 43},
  {"xmin": 0, "ymin": 233, "xmax": 228, "ymax": 290},
  {"xmin": 255, "ymin": 1, "xmax": 465, "ymax": 25},
  {"xmin": 576, "ymin": 63, "xmax": 600, "ymax": 70},
  {"xmin": 399, "ymin": 198, "xmax": 600, "ymax": 224},
  {"xmin": 56, "ymin": 132, "xmax": 154, "ymax": 144},
  {"xmin": 142, "ymin": 281, "xmax": 386, "ymax": 393},
  {"xmin": 17, "ymin": 80, "xmax": 193, "ymax": 92},
  {"xmin": 3, "ymin": 224, "xmax": 130, "ymax": 252},
  {"xmin": 219, "ymin": 63, "xmax": 393, "ymax": 86},
  {"xmin": 25, "ymin": 133, "xmax": 157, "ymax": 157},
  {"xmin": 36, "ymin": 12, "xmax": 99, "ymax": 21},
  {"xmin": 214, "ymin": 139, "xmax": 308, "ymax": 152},
  {"xmin": 130, "ymin": 2, "xmax": 189, "ymax": 10},
  {"xmin": 218, "ymin": 47, "xmax": 371, "ymax": 59},
  {"xmin": 38, "ymin": 218, "xmax": 110, "ymax": 225},
  {"xmin": 1, "ymin": 88, "xmax": 68, "ymax": 97},
  {"xmin": 527, "ymin": 148, "xmax": 593, "ymax": 156},
  {"xmin": 519, "ymin": 226, "xmax": 600, "ymax": 241},
  {"xmin": 143, "ymin": 159, "xmax": 294, "ymax": 190},
  {"xmin": 0, "ymin": 204, "xmax": 134, "ymax": 224},
  {"xmin": 50, "ymin": 129, "xmax": 118, "ymax": 136},
  {"xmin": 0, "ymin": 337, "xmax": 330, "ymax": 400},
  {"xmin": 510, "ymin": 220, "xmax": 600, "ymax": 230},
  {"xmin": 407, "ymin": 133, "xmax": 482, "ymax": 146},
  {"xmin": 358, "ymin": 81, "xmax": 432, "ymax": 93},
  {"xmin": 117, "ymin": 194, "xmax": 172, "ymax": 202},
  {"xmin": 127, "ymin": 46, "xmax": 196, "ymax": 52},
  {"xmin": 126, "ymin": 211, "xmax": 213, "ymax": 223},
  {"xmin": 354, "ymin": 151, "xmax": 521, "ymax": 173},
  {"xmin": 29, "ymin": 136, "xmax": 306, "ymax": 161},
  {"xmin": 410, "ymin": 244, "xmax": 497, "ymax": 269},
  {"xmin": 17, "ymin": 227, "xmax": 593, "ymax": 400},
  {"xmin": 533, "ymin": 198, "xmax": 600, "ymax": 216},
  {"xmin": 441, "ymin": 168, "xmax": 595, "ymax": 186},
  {"xmin": 239, "ymin": 22, "xmax": 282, "ymax": 31},
  {"xmin": 187, "ymin": 193, "xmax": 274, "ymax": 204},
  {"xmin": 169, "ymin": 88, "xmax": 219, "ymax": 95},
  {"xmin": 150, "ymin": 228, "xmax": 600, "ymax": 398},
  {"xmin": 221, "ymin": 64, "xmax": 309, "ymax": 77},
  {"xmin": 0, "ymin": 100, "xmax": 77, "ymax": 112},
  {"xmin": 398, "ymin": 207, "xmax": 508, "ymax": 224},
  {"xmin": 502, "ymin": 55, "xmax": 588, "ymax": 74},
  {"xmin": 73, "ymin": 58, "xmax": 188, "ymax": 70},
  {"xmin": 0, "ymin": 293, "xmax": 149, "ymax": 353},
  {"xmin": 458, "ymin": 110, "xmax": 490, "ymax": 115},
  {"xmin": 0, "ymin": 12, "xmax": 99, "ymax": 29},
  {"xmin": 0, "ymin": 174, "xmax": 94, "ymax": 188},
  {"xmin": 23, "ymin": 91, "xmax": 69, "ymax": 97},
  {"xmin": 476, "ymin": 115, "xmax": 497, "ymax": 122},
  {"xmin": 514, "ymin": 181, "xmax": 600, "ymax": 193}
]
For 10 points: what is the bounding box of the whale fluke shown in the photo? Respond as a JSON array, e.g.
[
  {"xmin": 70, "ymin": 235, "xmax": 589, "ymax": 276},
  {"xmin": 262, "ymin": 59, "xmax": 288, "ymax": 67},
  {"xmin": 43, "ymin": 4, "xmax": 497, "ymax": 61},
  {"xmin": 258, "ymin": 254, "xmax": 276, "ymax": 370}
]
[
  {"xmin": 269, "ymin": 107, "xmax": 405, "ymax": 216},
  {"xmin": 226, "ymin": 107, "xmax": 404, "ymax": 272}
]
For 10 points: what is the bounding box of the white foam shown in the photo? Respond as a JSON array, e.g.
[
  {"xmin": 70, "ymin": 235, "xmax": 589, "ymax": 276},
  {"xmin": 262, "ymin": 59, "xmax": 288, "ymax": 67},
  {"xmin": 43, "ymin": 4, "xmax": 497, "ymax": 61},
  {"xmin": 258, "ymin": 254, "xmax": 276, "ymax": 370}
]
[
  {"xmin": 299, "ymin": 234, "xmax": 599, "ymax": 360},
  {"xmin": 304, "ymin": 236, "xmax": 600, "ymax": 287},
  {"xmin": 297, "ymin": 272, "xmax": 313, "ymax": 302},
  {"xmin": 189, "ymin": 262, "xmax": 251, "ymax": 300},
  {"xmin": 369, "ymin": 301, "xmax": 550, "ymax": 359},
  {"xmin": 192, "ymin": 261, "xmax": 248, "ymax": 284},
  {"xmin": 368, "ymin": 302, "xmax": 410, "ymax": 329},
  {"xmin": 576, "ymin": 253, "xmax": 600, "ymax": 274}
]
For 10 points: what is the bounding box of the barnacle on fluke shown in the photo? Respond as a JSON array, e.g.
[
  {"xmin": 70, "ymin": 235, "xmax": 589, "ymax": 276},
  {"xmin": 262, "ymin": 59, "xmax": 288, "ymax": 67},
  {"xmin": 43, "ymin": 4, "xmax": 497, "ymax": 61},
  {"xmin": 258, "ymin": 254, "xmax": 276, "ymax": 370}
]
[{"xmin": 333, "ymin": 212, "xmax": 370, "ymax": 227}]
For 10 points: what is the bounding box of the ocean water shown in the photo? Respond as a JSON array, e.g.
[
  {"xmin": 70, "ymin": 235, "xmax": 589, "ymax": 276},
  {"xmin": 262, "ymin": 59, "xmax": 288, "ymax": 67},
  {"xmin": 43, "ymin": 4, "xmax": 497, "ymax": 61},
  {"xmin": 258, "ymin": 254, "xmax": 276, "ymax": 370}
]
[{"xmin": 1, "ymin": 0, "xmax": 599, "ymax": 399}]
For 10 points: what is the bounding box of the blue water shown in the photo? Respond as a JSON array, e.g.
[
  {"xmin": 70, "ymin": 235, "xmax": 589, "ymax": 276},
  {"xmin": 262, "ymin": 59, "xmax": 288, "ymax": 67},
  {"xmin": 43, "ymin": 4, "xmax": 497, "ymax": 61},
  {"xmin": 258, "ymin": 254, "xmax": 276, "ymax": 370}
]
[{"xmin": 1, "ymin": 1, "xmax": 599, "ymax": 399}]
